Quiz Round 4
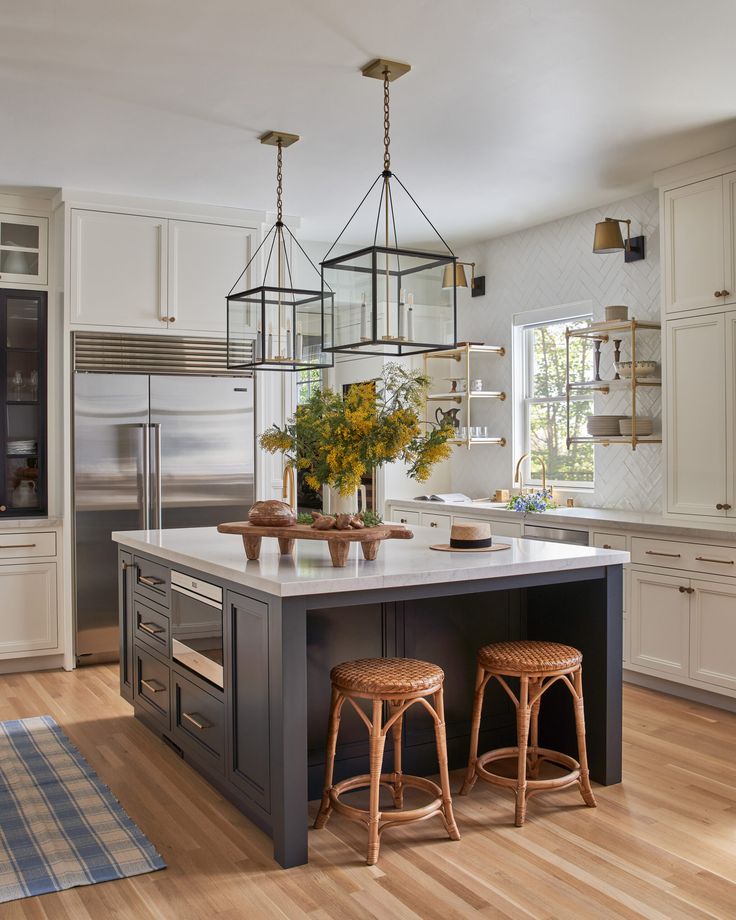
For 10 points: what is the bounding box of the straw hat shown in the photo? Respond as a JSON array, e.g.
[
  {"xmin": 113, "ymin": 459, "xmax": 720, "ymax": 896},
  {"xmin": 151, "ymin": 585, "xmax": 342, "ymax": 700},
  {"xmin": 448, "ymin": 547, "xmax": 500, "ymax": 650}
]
[{"xmin": 430, "ymin": 521, "xmax": 509, "ymax": 553}]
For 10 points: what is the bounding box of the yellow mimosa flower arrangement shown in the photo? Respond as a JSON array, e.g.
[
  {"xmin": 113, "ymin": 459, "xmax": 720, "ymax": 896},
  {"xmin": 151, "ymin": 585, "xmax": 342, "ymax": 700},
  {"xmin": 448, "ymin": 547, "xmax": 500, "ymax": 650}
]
[{"xmin": 260, "ymin": 363, "xmax": 453, "ymax": 495}]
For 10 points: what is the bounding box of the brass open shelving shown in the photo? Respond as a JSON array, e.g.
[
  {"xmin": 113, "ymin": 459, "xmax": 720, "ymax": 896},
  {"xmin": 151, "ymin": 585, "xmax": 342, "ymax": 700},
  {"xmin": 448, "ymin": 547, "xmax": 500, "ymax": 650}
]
[
  {"xmin": 565, "ymin": 318, "xmax": 661, "ymax": 450},
  {"xmin": 424, "ymin": 343, "xmax": 506, "ymax": 449}
]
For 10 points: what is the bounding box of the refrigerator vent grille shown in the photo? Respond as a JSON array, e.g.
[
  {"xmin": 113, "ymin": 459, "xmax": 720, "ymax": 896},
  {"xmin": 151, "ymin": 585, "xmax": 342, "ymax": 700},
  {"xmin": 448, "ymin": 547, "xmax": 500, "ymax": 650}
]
[{"xmin": 73, "ymin": 332, "xmax": 253, "ymax": 376}]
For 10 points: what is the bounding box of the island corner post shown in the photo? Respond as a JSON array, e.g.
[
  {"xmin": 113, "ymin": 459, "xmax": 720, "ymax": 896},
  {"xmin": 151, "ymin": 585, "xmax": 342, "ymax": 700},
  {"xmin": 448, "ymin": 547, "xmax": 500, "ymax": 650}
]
[{"xmin": 268, "ymin": 562, "xmax": 623, "ymax": 868}]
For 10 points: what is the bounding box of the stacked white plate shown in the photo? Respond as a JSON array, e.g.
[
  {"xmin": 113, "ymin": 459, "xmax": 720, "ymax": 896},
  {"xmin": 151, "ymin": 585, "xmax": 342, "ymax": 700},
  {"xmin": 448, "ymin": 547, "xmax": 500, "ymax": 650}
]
[
  {"xmin": 619, "ymin": 417, "xmax": 654, "ymax": 436},
  {"xmin": 587, "ymin": 415, "xmax": 627, "ymax": 437}
]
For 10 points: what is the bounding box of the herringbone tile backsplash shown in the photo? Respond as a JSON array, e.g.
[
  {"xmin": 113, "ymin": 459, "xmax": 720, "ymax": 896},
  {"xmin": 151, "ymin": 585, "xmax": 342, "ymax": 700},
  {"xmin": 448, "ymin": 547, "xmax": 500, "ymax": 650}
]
[{"xmin": 451, "ymin": 189, "xmax": 662, "ymax": 512}]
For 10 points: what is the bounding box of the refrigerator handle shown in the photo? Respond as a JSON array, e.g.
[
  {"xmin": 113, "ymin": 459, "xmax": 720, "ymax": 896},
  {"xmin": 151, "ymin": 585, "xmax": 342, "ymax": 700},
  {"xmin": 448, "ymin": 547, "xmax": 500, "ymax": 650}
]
[
  {"xmin": 151, "ymin": 423, "xmax": 162, "ymax": 529},
  {"xmin": 138, "ymin": 423, "xmax": 151, "ymax": 530}
]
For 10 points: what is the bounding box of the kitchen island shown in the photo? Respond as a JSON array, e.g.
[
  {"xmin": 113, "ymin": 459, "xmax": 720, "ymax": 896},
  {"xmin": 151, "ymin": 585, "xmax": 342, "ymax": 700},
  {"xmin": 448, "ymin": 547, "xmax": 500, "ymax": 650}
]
[{"xmin": 113, "ymin": 525, "xmax": 627, "ymax": 868}]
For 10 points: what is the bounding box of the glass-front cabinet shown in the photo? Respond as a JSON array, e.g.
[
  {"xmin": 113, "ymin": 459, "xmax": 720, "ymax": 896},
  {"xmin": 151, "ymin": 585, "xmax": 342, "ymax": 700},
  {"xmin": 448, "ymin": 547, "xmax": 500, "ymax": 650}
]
[
  {"xmin": 1, "ymin": 290, "xmax": 47, "ymax": 516},
  {"xmin": 0, "ymin": 215, "xmax": 48, "ymax": 286}
]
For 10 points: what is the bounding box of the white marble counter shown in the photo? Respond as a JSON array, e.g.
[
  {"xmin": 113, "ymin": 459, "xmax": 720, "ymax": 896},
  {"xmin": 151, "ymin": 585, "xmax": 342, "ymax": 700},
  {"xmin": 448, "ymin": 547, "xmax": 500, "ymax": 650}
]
[
  {"xmin": 386, "ymin": 498, "xmax": 736, "ymax": 543},
  {"xmin": 112, "ymin": 525, "xmax": 628, "ymax": 598}
]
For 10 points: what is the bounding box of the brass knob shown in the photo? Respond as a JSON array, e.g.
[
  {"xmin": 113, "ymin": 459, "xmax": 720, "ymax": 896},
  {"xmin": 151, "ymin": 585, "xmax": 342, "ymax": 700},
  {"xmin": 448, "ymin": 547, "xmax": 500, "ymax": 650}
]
[
  {"xmin": 724, "ymin": 503, "xmax": 732, "ymax": 511},
  {"xmin": 678, "ymin": 585, "xmax": 688, "ymax": 593},
  {"xmin": 169, "ymin": 316, "xmax": 176, "ymax": 323},
  {"xmin": 0, "ymin": 505, "xmax": 6, "ymax": 512},
  {"xmin": 717, "ymin": 503, "xmax": 726, "ymax": 510},
  {"xmin": 723, "ymin": 291, "xmax": 731, "ymax": 297},
  {"xmin": 603, "ymin": 544, "xmax": 612, "ymax": 549},
  {"xmin": 430, "ymin": 521, "xmax": 438, "ymax": 528},
  {"xmin": 400, "ymin": 518, "xmax": 407, "ymax": 524},
  {"xmin": 715, "ymin": 290, "xmax": 724, "ymax": 297}
]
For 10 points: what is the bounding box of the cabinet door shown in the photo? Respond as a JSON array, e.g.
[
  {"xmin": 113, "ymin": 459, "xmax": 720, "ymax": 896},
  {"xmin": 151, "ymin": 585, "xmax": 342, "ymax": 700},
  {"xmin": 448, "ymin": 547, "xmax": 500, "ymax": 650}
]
[
  {"xmin": 726, "ymin": 312, "xmax": 736, "ymax": 516},
  {"xmin": 119, "ymin": 551, "xmax": 134, "ymax": 702},
  {"xmin": 663, "ymin": 177, "xmax": 725, "ymax": 314},
  {"xmin": 71, "ymin": 210, "xmax": 168, "ymax": 329},
  {"xmin": 168, "ymin": 220, "xmax": 253, "ymax": 334},
  {"xmin": 0, "ymin": 562, "xmax": 58, "ymax": 656},
  {"xmin": 0, "ymin": 215, "xmax": 48, "ymax": 286},
  {"xmin": 690, "ymin": 579, "xmax": 736, "ymax": 691},
  {"xmin": 629, "ymin": 569, "xmax": 690, "ymax": 676},
  {"xmin": 666, "ymin": 314, "xmax": 727, "ymax": 516},
  {"xmin": 225, "ymin": 591, "xmax": 270, "ymax": 811}
]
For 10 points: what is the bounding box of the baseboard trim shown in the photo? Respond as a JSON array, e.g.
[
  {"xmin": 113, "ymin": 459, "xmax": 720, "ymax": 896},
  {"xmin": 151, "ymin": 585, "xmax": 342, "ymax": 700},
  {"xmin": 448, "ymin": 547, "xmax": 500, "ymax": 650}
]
[
  {"xmin": 0, "ymin": 654, "xmax": 66, "ymax": 675},
  {"xmin": 624, "ymin": 670, "xmax": 736, "ymax": 713}
]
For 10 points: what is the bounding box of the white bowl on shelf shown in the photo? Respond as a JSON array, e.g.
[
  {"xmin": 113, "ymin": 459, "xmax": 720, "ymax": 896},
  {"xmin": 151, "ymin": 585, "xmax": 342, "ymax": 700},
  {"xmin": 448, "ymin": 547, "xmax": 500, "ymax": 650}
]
[{"xmin": 615, "ymin": 360, "xmax": 658, "ymax": 378}]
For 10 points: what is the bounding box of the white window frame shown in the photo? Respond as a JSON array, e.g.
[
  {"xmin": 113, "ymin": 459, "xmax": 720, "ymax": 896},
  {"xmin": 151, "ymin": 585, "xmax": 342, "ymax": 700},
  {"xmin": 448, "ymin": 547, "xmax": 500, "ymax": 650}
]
[{"xmin": 512, "ymin": 301, "xmax": 594, "ymax": 491}]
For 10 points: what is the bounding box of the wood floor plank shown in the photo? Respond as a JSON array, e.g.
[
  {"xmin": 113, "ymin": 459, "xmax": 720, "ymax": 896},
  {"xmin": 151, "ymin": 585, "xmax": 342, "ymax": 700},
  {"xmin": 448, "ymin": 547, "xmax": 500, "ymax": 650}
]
[{"xmin": 1, "ymin": 666, "xmax": 735, "ymax": 918}]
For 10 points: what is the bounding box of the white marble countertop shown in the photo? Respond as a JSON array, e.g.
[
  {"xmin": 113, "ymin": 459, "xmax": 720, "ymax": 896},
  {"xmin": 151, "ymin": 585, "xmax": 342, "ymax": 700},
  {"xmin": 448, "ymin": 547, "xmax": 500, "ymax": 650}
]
[
  {"xmin": 386, "ymin": 498, "xmax": 736, "ymax": 543},
  {"xmin": 112, "ymin": 525, "xmax": 628, "ymax": 598}
]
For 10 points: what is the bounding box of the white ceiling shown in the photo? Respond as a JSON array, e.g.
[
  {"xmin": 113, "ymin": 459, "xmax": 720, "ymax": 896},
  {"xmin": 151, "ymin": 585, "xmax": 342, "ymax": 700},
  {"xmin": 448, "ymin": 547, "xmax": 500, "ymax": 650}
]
[{"xmin": 2, "ymin": 0, "xmax": 736, "ymax": 247}]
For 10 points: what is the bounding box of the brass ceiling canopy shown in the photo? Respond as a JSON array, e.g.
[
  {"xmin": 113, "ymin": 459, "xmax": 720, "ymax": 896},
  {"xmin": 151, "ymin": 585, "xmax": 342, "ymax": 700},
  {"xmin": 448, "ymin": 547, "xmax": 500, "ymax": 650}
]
[
  {"xmin": 260, "ymin": 131, "xmax": 300, "ymax": 147},
  {"xmin": 361, "ymin": 58, "xmax": 411, "ymax": 81}
]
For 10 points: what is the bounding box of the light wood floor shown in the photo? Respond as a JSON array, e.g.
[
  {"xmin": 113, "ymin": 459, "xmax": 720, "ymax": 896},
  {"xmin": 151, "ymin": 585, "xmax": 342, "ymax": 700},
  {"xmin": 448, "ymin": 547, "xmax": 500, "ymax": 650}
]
[{"xmin": 1, "ymin": 666, "xmax": 735, "ymax": 919}]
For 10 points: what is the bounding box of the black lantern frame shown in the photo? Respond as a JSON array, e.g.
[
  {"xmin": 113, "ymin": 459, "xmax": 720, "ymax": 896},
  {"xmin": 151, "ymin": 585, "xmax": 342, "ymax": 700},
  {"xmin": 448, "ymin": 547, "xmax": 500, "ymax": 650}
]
[
  {"xmin": 320, "ymin": 60, "xmax": 458, "ymax": 357},
  {"xmin": 227, "ymin": 135, "xmax": 334, "ymax": 372}
]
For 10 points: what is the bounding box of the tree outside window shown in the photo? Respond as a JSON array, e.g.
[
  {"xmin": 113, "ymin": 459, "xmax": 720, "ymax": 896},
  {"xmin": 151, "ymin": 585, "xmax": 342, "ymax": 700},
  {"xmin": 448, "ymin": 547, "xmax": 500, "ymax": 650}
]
[{"xmin": 522, "ymin": 317, "xmax": 594, "ymax": 486}]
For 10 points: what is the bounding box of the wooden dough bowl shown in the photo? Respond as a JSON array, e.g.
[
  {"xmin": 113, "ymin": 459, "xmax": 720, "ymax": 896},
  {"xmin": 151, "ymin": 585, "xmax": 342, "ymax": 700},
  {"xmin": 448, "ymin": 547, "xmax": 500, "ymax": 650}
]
[{"xmin": 217, "ymin": 521, "xmax": 413, "ymax": 567}]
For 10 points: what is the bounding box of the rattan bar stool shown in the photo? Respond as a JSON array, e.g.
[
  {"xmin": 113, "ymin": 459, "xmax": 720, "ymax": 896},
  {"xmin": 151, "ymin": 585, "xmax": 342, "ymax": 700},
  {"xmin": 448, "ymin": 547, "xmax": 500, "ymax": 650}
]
[
  {"xmin": 313, "ymin": 657, "xmax": 460, "ymax": 865},
  {"xmin": 459, "ymin": 640, "xmax": 596, "ymax": 826}
]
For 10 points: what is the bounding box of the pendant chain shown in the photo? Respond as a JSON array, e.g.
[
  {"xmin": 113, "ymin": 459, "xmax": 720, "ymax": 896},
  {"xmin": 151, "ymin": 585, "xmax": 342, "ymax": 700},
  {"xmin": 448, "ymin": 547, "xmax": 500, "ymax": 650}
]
[
  {"xmin": 383, "ymin": 70, "xmax": 391, "ymax": 172},
  {"xmin": 276, "ymin": 139, "xmax": 283, "ymax": 222}
]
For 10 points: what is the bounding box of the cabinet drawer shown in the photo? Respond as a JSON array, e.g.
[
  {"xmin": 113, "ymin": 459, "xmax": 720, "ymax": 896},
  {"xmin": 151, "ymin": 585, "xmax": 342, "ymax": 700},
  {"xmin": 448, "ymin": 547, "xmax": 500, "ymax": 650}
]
[
  {"xmin": 134, "ymin": 643, "xmax": 170, "ymax": 727},
  {"xmin": 134, "ymin": 599, "xmax": 170, "ymax": 657},
  {"xmin": 420, "ymin": 511, "xmax": 451, "ymax": 532},
  {"xmin": 133, "ymin": 555, "xmax": 170, "ymax": 608},
  {"xmin": 391, "ymin": 509, "xmax": 420, "ymax": 526},
  {"xmin": 592, "ymin": 531, "xmax": 628, "ymax": 552},
  {"xmin": 172, "ymin": 669, "xmax": 225, "ymax": 771},
  {"xmin": 0, "ymin": 531, "xmax": 56, "ymax": 559},
  {"xmin": 631, "ymin": 537, "xmax": 736, "ymax": 577}
]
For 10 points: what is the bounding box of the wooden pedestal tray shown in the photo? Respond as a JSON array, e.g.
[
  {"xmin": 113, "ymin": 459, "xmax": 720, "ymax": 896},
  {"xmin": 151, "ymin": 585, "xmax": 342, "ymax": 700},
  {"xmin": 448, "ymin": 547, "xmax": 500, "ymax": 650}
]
[{"xmin": 217, "ymin": 521, "xmax": 414, "ymax": 568}]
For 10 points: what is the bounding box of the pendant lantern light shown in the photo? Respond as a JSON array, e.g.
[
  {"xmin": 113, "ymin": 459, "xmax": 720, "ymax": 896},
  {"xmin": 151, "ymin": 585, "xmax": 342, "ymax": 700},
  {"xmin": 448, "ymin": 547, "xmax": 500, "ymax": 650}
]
[
  {"xmin": 227, "ymin": 132, "xmax": 334, "ymax": 372},
  {"xmin": 320, "ymin": 59, "xmax": 458, "ymax": 356}
]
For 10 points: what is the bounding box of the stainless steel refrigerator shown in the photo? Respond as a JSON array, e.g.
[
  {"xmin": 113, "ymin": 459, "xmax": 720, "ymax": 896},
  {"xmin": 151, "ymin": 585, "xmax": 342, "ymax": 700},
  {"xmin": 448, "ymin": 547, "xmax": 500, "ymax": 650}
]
[{"xmin": 73, "ymin": 373, "xmax": 254, "ymax": 663}]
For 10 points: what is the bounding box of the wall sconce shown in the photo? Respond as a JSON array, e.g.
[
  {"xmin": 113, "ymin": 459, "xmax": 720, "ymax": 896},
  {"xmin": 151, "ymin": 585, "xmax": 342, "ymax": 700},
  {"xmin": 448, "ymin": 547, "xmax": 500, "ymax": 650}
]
[
  {"xmin": 442, "ymin": 261, "xmax": 485, "ymax": 297},
  {"xmin": 592, "ymin": 217, "xmax": 645, "ymax": 262}
]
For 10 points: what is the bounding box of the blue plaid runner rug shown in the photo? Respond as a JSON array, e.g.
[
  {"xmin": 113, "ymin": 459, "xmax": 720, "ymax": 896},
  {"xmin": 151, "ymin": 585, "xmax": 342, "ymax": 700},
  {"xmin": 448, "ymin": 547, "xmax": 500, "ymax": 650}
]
[{"xmin": 0, "ymin": 715, "xmax": 165, "ymax": 903}]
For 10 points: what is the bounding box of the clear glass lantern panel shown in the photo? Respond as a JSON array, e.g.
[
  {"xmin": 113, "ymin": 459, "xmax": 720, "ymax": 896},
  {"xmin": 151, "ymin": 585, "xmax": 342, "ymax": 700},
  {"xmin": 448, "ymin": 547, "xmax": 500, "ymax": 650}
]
[
  {"xmin": 392, "ymin": 251, "xmax": 455, "ymax": 351},
  {"xmin": 263, "ymin": 292, "xmax": 299, "ymax": 363},
  {"xmin": 322, "ymin": 250, "xmax": 374, "ymax": 351},
  {"xmin": 227, "ymin": 291, "xmax": 260, "ymax": 367},
  {"xmin": 294, "ymin": 294, "xmax": 326, "ymax": 365}
]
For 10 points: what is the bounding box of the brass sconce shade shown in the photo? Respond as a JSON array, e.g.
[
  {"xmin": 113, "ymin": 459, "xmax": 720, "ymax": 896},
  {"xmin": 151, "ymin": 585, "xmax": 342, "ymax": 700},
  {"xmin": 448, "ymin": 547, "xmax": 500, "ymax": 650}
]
[
  {"xmin": 442, "ymin": 261, "xmax": 486, "ymax": 297},
  {"xmin": 593, "ymin": 217, "xmax": 645, "ymax": 263}
]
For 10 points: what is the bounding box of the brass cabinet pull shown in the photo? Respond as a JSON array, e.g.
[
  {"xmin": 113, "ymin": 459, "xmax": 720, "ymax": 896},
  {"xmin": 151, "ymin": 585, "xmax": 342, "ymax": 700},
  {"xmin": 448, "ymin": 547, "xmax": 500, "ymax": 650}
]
[
  {"xmin": 430, "ymin": 521, "xmax": 438, "ymax": 528},
  {"xmin": 603, "ymin": 544, "xmax": 612, "ymax": 549},
  {"xmin": 182, "ymin": 711, "xmax": 212, "ymax": 731},
  {"xmin": 715, "ymin": 290, "xmax": 724, "ymax": 297},
  {"xmin": 400, "ymin": 518, "xmax": 408, "ymax": 524},
  {"xmin": 141, "ymin": 678, "xmax": 166, "ymax": 694},
  {"xmin": 678, "ymin": 586, "xmax": 694, "ymax": 594},
  {"xmin": 138, "ymin": 574, "xmax": 165, "ymax": 588},
  {"xmin": 723, "ymin": 290, "xmax": 731, "ymax": 297},
  {"xmin": 645, "ymin": 550, "xmax": 681, "ymax": 558},
  {"xmin": 695, "ymin": 556, "xmax": 735, "ymax": 565},
  {"xmin": 168, "ymin": 316, "xmax": 176, "ymax": 323},
  {"xmin": 0, "ymin": 543, "xmax": 37, "ymax": 549},
  {"xmin": 138, "ymin": 621, "xmax": 164, "ymax": 636}
]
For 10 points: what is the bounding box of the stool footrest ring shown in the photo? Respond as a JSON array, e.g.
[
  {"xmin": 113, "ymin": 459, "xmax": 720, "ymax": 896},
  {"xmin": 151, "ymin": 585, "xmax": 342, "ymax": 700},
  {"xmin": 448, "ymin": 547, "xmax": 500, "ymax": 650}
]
[
  {"xmin": 329, "ymin": 773, "xmax": 444, "ymax": 826},
  {"xmin": 475, "ymin": 746, "xmax": 581, "ymax": 793}
]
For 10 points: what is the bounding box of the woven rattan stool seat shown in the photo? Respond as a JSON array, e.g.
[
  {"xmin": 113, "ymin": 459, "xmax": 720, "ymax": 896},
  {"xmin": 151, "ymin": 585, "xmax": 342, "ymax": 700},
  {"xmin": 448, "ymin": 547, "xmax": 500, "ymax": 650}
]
[
  {"xmin": 331, "ymin": 657, "xmax": 444, "ymax": 696},
  {"xmin": 478, "ymin": 640, "xmax": 582, "ymax": 675}
]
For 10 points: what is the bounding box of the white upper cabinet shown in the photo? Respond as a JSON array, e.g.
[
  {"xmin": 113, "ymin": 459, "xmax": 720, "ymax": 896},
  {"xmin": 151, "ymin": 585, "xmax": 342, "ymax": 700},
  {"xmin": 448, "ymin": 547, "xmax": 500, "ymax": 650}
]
[
  {"xmin": 663, "ymin": 177, "xmax": 726, "ymax": 314},
  {"xmin": 0, "ymin": 214, "xmax": 48, "ymax": 286},
  {"xmin": 167, "ymin": 220, "xmax": 253, "ymax": 334},
  {"xmin": 723, "ymin": 171, "xmax": 736, "ymax": 308},
  {"xmin": 666, "ymin": 313, "xmax": 727, "ymax": 516},
  {"xmin": 70, "ymin": 209, "xmax": 257, "ymax": 336},
  {"xmin": 71, "ymin": 210, "xmax": 168, "ymax": 329}
]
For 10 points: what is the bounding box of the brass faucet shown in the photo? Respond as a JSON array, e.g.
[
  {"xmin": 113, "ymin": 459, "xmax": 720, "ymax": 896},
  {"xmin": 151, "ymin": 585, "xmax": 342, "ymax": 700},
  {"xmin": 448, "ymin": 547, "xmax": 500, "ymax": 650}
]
[
  {"xmin": 282, "ymin": 465, "xmax": 296, "ymax": 510},
  {"xmin": 513, "ymin": 452, "xmax": 546, "ymax": 494}
]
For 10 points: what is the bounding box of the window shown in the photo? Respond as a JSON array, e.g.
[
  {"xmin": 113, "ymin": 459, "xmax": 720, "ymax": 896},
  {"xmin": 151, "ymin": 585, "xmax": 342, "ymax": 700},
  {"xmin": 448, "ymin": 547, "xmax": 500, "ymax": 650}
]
[
  {"xmin": 297, "ymin": 366, "xmax": 322, "ymax": 405},
  {"xmin": 518, "ymin": 310, "xmax": 595, "ymax": 487}
]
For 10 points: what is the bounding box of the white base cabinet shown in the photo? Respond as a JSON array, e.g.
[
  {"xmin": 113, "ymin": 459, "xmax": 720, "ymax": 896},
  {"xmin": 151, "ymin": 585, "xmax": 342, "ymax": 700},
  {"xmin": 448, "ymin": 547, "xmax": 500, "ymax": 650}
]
[
  {"xmin": 0, "ymin": 562, "xmax": 58, "ymax": 656},
  {"xmin": 690, "ymin": 578, "xmax": 736, "ymax": 691},
  {"xmin": 629, "ymin": 569, "xmax": 690, "ymax": 676}
]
